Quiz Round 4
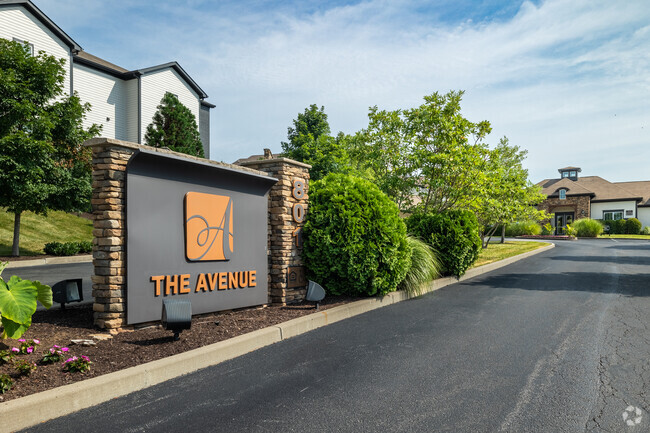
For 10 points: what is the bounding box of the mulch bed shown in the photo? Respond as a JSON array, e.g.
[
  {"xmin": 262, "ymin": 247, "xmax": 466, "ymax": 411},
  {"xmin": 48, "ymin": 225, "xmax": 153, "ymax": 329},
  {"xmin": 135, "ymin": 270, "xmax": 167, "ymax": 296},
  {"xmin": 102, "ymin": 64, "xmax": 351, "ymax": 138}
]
[{"xmin": 0, "ymin": 296, "xmax": 359, "ymax": 402}]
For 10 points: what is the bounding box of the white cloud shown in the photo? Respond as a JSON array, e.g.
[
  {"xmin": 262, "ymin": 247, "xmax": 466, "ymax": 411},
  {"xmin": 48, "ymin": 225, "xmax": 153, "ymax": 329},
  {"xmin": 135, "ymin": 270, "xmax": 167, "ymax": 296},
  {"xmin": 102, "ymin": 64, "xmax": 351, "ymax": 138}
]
[{"xmin": 37, "ymin": 0, "xmax": 650, "ymax": 181}]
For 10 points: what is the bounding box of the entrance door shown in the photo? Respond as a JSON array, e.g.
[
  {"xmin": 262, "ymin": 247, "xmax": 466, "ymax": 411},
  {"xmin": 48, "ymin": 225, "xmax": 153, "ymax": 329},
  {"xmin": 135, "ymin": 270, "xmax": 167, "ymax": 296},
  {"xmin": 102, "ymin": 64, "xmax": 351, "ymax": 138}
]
[{"xmin": 555, "ymin": 212, "xmax": 574, "ymax": 235}]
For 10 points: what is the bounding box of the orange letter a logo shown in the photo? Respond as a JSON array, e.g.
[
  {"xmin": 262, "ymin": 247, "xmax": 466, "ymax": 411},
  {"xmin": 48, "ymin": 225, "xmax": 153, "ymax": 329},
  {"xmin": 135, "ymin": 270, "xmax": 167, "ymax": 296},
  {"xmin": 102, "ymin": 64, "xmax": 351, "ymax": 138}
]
[{"xmin": 185, "ymin": 192, "xmax": 234, "ymax": 261}]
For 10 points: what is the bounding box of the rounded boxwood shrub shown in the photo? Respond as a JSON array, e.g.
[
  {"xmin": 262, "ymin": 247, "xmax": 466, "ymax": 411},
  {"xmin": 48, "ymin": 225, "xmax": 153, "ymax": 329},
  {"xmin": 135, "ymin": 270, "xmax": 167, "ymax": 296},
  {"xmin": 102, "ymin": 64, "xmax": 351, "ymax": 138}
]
[
  {"xmin": 625, "ymin": 218, "xmax": 642, "ymax": 235},
  {"xmin": 406, "ymin": 210, "xmax": 481, "ymax": 277},
  {"xmin": 303, "ymin": 173, "xmax": 411, "ymax": 297},
  {"xmin": 572, "ymin": 218, "xmax": 603, "ymax": 237}
]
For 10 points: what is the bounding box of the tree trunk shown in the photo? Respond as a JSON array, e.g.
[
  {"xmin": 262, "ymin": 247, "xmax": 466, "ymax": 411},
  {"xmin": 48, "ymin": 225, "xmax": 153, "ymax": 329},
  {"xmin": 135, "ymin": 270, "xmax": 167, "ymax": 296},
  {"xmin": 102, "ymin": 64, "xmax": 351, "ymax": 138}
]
[
  {"xmin": 12, "ymin": 211, "xmax": 21, "ymax": 257},
  {"xmin": 500, "ymin": 224, "xmax": 506, "ymax": 243}
]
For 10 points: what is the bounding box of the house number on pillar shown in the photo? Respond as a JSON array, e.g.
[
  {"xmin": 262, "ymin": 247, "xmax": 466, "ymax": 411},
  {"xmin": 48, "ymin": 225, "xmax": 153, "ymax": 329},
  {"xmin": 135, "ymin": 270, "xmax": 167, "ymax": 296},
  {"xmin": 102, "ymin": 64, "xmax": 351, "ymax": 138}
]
[{"xmin": 292, "ymin": 179, "xmax": 306, "ymax": 247}]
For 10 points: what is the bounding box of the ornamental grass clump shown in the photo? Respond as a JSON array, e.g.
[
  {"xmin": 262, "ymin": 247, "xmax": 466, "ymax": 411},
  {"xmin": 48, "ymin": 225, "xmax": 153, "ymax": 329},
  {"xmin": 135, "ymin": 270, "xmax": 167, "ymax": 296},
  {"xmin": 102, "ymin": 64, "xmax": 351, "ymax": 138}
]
[
  {"xmin": 303, "ymin": 173, "xmax": 411, "ymax": 297},
  {"xmin": 63, "ymin": 355, "xmax": 92, "ymax": 373},
  {"xmin": 505, "ymin": 220, "xmax": 542, "ymax": 236},
  {"xmin": 572, "ymin": 218, "xmax": 603, "ymax": 237},
  {"xmin": 398, "ymin": 237, "xmax": 441, "ymax": 297}
]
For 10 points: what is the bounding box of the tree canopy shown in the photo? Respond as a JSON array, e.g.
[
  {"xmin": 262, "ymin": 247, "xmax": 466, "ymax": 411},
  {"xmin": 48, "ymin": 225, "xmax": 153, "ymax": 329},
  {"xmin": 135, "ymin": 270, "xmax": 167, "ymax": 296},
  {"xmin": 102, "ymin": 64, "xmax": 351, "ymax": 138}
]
[
  {"xmin": 281, "ymin": 104, "xmax": 351, "ymax": 181},
  {"xmin": 352, "ymin": 91, "xmax": 493, "ymax": 213},
  {"xmin": 476, "ymin": 138, "xmax": 547, "ymax": 247},
  {"xmin": 144, "ymin": 92, "xmax": 204, "ymax": 158},
  {"xmin": 0, "ymin": 39, "xmax": 100, "ymax": 256}
]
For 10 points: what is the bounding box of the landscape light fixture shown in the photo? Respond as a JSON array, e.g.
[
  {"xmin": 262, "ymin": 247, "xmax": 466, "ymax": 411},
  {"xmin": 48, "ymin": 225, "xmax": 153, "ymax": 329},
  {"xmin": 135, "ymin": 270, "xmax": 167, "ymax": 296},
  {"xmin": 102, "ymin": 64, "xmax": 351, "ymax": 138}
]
[
  {"xmin": 161, "ymin": 298, "xmax": 192, "ymax": 341},
  {"xmin": 305, "ymin": 280, "xmax": 326, "ymax": 310},
  {"xmin": 52, "ymin": 279, "xmax": 83, "ymax": 309}
]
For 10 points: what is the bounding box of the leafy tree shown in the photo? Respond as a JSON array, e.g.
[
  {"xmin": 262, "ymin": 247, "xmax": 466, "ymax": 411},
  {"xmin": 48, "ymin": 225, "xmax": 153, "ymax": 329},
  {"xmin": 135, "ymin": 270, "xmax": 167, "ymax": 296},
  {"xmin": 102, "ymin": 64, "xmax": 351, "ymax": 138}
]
[
  {"xmin": 144, "ymin": 92, "xmax": 204, "ymax": 158},
  {"xmin": 0, "ymin": 39, "xmax": 100, "ymax": 256},
  {"xmin": 354, "ymin": 91, "xmax": 492, "ymax": 213},
  {"xmin": 477, "ymin": 138, "xmax": 546, "ymax": 248},
  {"xmin": 281, "ymin": 104, "xmax": 350, "ymax": 181}
]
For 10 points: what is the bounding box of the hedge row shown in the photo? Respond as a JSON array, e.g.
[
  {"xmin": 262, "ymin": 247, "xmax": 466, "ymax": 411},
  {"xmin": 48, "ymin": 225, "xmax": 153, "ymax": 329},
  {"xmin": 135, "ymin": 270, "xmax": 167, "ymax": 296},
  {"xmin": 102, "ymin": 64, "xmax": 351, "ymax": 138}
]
[{"xmin": 44, "ymin": 241, "xmax": 92, "ymax": 256}]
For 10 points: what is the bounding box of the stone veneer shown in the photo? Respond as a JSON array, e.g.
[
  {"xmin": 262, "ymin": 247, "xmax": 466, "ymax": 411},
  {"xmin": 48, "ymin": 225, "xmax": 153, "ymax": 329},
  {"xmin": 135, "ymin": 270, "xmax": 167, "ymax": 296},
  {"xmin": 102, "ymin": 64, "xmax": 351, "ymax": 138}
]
[
  {"xmin": 537, "ymin": 194, "xmax": 591, "ymax": 221},
  {"xmin": 84, "ymin": 137, "xmax": 282, "ymax": 329},
  {"xmin": 238, "ymin": 158, "xmax": 311, "ymax": 305}
]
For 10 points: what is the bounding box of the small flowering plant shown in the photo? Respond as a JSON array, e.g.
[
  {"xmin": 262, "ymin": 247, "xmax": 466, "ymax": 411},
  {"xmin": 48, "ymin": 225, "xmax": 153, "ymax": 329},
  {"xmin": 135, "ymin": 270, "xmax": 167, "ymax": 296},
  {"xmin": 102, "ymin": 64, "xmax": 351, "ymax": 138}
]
[
  {"xmin": 14, "ymin": 359, "xmax": 37, "ymax": 376},
  {"xmin": 0, "ymin": 349, "xmax": 15, "ymax": 365},
  {"xmin": 41, "ymin": 345, "xmax": 70, "ymax": 364},
  {"xmin": 63, "ymin": 355, "xmax": 92, "ymax": 373},
  {"xmin": 16, "ymin": 338, "xmax": 40, "ymax": 355},
  {"xmin": 0, "ymin": 374, "xmax": 13, "ymax": 394}
]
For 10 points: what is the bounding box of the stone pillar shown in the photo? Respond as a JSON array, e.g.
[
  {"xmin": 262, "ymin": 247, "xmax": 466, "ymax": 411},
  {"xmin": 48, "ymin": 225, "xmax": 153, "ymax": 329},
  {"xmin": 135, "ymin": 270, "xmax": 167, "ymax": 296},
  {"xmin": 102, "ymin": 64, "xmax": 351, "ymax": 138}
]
[
  {"xmin": 85, "ymin": 138, "xmax": 137, "ymax": 330},
  {"xmin": 238, "ymin": 158, "xmax": 311, "ymax": 304}
]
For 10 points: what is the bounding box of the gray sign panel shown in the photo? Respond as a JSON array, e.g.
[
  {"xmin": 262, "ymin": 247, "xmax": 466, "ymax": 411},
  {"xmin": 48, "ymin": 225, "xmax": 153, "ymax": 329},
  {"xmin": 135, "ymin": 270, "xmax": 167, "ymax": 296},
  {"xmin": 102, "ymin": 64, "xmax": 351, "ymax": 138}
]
[{"xmin": 126, "ymin": 150, "xmax": 277, "ymax": 324}]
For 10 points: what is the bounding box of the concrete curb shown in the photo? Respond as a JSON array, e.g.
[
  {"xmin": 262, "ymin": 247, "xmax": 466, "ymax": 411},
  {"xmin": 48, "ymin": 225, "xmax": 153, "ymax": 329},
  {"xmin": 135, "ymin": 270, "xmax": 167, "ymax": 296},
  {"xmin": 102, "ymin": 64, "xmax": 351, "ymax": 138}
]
[
  {"xmin": 0, "ymin": 243, "xmax": 553, "ymax": 432},
  {"xmin": 4, "ymin": 255, "xmax": 93, "ymax": 269}
]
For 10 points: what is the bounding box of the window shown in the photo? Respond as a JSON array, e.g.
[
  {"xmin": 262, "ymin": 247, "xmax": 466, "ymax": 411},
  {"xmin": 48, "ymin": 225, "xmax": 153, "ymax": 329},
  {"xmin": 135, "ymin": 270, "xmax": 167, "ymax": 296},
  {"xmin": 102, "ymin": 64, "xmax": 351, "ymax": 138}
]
[
  {"xmin": 559, "ymin": 189, "xmax": 566, "ymax": 200},
  {"xmin": 626, "ymin": 210, "xmax": 633, "ymax": 216},
  {"xmin": 562, "ymin": 171, "xmax": 569, "ymax": 178},
  {"xmin": 570, "ymin": 171, "xmax": 577, "ymax": 177},
  {"xmin": 603, "ymin": 210, "xmax": 624, "ymax": 220},
  {"xmin": 12, "ymin": 38, "xmax": 34, "ymax": 56}
]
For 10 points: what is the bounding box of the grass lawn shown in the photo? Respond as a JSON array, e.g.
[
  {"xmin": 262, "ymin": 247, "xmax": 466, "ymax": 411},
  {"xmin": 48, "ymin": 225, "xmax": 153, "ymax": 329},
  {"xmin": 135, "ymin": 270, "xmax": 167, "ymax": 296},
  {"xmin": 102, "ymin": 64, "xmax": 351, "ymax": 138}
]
[
  {"xmin": 598, "ymin": 234, "xmax": 650, "ymax": 240},
  {"xmin": 0, "ymin": 208, "xmax": 93, "ymax": 256},
  {"xmin": 473, "ymin": 241, "xmax": 551, "ymax": 268}
]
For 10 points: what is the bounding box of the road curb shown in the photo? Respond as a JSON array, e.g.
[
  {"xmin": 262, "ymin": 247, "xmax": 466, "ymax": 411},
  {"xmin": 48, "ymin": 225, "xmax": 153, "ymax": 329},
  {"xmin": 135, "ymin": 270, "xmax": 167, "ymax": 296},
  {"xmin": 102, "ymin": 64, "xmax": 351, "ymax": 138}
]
[
  {"xmin": 0, "ymin": 243, "xmax": 553, "ymax": 431},
  {"xmin": 4, "ymin": 255, "xmax": 93, "ymax": 269}
]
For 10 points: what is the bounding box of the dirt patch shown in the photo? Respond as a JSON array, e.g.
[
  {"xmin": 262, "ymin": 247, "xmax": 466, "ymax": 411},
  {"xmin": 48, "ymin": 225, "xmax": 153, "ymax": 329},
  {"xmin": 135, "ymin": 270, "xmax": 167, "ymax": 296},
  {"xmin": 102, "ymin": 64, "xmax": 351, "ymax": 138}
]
[{"xmin": 0, "ymin": 296, "xmax": 358, "ymax": 402}]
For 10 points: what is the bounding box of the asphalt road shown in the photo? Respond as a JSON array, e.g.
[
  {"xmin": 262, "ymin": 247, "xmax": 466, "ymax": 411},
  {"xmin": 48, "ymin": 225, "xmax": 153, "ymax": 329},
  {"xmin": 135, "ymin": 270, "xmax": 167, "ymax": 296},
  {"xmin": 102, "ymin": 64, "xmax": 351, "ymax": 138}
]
[{"xmin": 21, "ymin": 239, "xmax": 650, "ymax": 432}]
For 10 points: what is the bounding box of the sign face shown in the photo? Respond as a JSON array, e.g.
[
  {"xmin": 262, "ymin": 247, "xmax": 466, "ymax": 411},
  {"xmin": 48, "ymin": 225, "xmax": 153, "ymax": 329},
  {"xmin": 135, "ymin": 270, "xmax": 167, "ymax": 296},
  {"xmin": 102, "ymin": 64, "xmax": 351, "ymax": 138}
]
[
  {"xmin": 126, "ymin": 151, "xmax": 277, "ymax": 324},
  {"xmin": 185, "ymin": 192, "xmax": 234, "ymax": 261}
]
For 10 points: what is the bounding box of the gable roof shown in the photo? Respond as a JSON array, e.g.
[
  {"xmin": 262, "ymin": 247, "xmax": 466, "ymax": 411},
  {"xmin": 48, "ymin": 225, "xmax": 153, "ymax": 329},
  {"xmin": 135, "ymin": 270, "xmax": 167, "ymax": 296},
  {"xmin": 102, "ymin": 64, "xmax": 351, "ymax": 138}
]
[
  {"xmin": 614, "ymin": 181, "xmax": 650, "ymax": 207},
  {"xmin": 0, "ymin": 0, "xmax": 81, "ymax": 51},
  {"xmin": 3, "ymin": 0, "xmax": 210, "ymax": 101},
  {"xmin": 537, "ymin": 175, "xmax": 646, "ymax": 203}
]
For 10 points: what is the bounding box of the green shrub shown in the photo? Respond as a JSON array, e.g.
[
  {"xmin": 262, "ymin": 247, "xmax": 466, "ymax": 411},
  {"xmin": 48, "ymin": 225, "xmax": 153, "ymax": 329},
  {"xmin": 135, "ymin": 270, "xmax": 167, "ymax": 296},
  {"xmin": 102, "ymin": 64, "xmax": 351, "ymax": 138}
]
[
  {"xmin": 505, "ymin": 220, "xmax": 542, "ymax": 236},
  {"xmin": 76, "ymin": 241, "xmax": 93, "ymax": 253},
  {"xmin": 303, "ymin": 173, "xmax": 411, "ymax": 297},
  {"xmin": 602, "ymin": 219, "xmax": 626, "ymax": 234},
  {"xmin": 44, "ymin": 241, "xmax": 81, "ymax": 256},
  {"xmin": 398, "ymin": 236, "xmax": 441, "ymax": 297},
  {"xmin": 572, "ymin": 218, "xmax": 604, "ymax": 237},
  {"xmin": 642, "ymin": 226, "xmax": 650, "ymax": 235},
  {"xmin": 406, "ymin": 210, "xmax": 481, "ymax": 278},
  {"xmin": 625, "ymin": 218, "xmax": 642, "ymax": 235},
  {"xmin": 541, "ymin": 222, "xmax": 554, "ymax": 235}
]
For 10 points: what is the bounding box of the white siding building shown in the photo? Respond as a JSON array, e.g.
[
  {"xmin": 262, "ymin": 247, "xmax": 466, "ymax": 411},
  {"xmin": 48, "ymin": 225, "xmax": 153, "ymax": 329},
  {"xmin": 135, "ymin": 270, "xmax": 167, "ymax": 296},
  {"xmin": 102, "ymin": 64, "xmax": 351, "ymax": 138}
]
[{"xmin": 0, "ymin": 0, "xmax": 214, "ymax": 157}]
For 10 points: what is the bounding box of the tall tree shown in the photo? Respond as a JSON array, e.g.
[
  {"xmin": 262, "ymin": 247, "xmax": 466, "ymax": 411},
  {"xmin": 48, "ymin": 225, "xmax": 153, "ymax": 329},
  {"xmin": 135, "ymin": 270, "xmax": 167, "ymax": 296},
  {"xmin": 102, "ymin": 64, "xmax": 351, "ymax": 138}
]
[
  {"xmin": 144, "ymin": 92, "xmax": 204, "ymax": 158},
  {"xmin": 281, "ymin": 104, "xmax": 350, "ymax": 181},
  {"xmin": 355, "ymin": 91, "xmax": 492, "ymax": 213},
  {"xmin": 0, "ymin": 39, "xmax": 100, "ymax": 256},
  {"xmin": 476, "ymin": 138, "xmax": 547, "ymax": 248}
]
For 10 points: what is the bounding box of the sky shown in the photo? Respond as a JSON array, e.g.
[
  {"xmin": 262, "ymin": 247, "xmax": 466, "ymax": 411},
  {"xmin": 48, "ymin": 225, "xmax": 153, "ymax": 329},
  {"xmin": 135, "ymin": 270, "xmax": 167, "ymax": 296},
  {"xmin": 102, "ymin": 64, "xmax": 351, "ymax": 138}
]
[{"xmin": 35, "ymin": 0, "xmax": 650, "ymax": 183}]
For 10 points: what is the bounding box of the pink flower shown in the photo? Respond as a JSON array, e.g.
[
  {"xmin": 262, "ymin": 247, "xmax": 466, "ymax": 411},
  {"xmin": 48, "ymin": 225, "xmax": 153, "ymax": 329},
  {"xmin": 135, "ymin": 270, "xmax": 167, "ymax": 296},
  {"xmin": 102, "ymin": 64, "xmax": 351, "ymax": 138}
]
[
  {"xmin": 11, "ymin": 347, "xmax": 19, "ymax": 353},
  {"xmin": 18, "ymin": 339, "xmax": 25, "ymax": 343},
  {"xmin": 33, "ymin": 339, "xmax": 40, "ymax": 344},
  {"xmin": 81, "ymin": 356, "xmax": 90, "ymax": 361},
  {"xmin": 61, "ymin": 347, "xmax": 69, "ymax": 352},
  {"xmin": 26, "ymin": 347, "xmax": 33, "ymax": 353}
]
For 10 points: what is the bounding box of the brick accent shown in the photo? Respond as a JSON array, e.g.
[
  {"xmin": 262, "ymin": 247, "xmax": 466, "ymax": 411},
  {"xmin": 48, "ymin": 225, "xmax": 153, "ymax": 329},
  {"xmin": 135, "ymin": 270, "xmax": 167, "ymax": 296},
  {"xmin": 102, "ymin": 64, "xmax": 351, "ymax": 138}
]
[{"xmin": 239, "ymin": 158, "xmax": 311, "ymax": 305}]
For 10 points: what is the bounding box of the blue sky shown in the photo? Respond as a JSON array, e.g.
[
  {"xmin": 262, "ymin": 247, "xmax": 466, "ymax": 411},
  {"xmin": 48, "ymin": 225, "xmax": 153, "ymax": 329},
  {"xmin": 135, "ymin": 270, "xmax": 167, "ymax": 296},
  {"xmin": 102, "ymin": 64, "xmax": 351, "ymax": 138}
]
[{"xmin": 36, "ymin": 0, "xmax": 650, "ymax": 183}]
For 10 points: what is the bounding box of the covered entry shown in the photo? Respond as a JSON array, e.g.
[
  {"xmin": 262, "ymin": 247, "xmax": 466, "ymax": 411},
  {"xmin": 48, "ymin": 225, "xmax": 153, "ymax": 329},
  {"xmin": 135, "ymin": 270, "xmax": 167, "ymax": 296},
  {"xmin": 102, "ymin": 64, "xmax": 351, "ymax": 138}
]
[{"xmin": 555, "ymin": 212, "xmax": 574, "ymax": 235}]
